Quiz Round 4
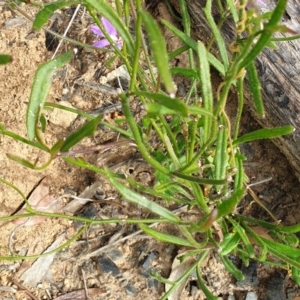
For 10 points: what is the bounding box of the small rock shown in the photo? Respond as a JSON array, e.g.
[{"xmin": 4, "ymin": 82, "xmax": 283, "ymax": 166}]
[
  {"xmin": 245, "ymin": 292, "xmax": 258, "ymax": 300},
  {"xmin": 74, "ymin": 205, "xmax": 98, "ymax": 228},
  {"xmin": 98, "ymin": 255, "xmax": 120, "ymax": 276},
  {"xmin": 4, "ymin": 17, "xmax": 26, "ymax": 28},
  {"xmin": 125, "ymin": 283, "xmax": 136, "ymax": 296},
  {"xmin": 141, "ymin": 252, "xmax": 157, "ymax": 271},
  {"xmin": 265, "ymin": 272, "xmax": 285, "ymax": 300},
  {"xmin": 147, "ymin": 277, "xmax": 158, "ymax": 290},
  {"xmin": 107, "ymin": 248, "xmax": 123, "ymax": 261},
  {"xmin": 236, "ymin": 260, "xmax": 258, "ymax": 288}
]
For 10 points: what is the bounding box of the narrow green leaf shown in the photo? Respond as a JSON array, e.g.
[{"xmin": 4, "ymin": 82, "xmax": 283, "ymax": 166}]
[
  {"xmin": 60, "ymin": 114, "xmax": 103, "ymax": 152},
  {"xmin": 169, "ymin": 44, "xmax": 189, "ymax": 60},
  {"xmin": 265, "ymin": 243, "xmax": 300, "ymax": 270},
  {"xmin": 234, "ymin": 153, "xmax": 246, "ymax": 190},
  {"xmin": 260, "ymin": 237, "xmax": 300, "ymax": 259},
  {"xmin": 0, "ymin": 54, "xmax": 12, "ymax": 64},
  {"xmin": 173, "ymin": 171, "xmax": 227, "ymax": 185},
  {"xmin": 33, "ymin": 1, "xmax": 78, "ymax": 29},
  {"xmin": 0, "ymin": 125, "xmax": 48, "ymax": 151},
  {"xmin": 219, "ymin": 254, "xmax": 244, "ymax": 280},
  {"xmin": 170, "ymin": 67, "xmax": 200, "ymax": 79},
  {"xmin": 196, "ymin": 268, "xmax": 220, "ymax": 300},
  {"xmin": 27, "ymin": 51, "xmax": 73, "ymax": 141},
  {"xmin": 233, "ymin": 125, "xmax": 294, "ymax": 146},
  {"xmin": 219, "ymin": 232, "xmax": 241, "ymax": 255},
  {"xmin": 239, "ymin": 0, "xmax": 287, "ymax": 69},
  {"xmin": 63, "ymin": 157, "xmax": 105, "ymax": 176},
  {"xmin": 40, "ymin": 114, "xmax": 47, "ymax": 133},
  {"xmin": 50, "ymin": 139, "xmax": 64, "ymax": 156},
  {"xmin": 134, "ymin": 91, "xmax": 188, "ymax": 117},
  {"xmin": 145, "ymin": 103, "xmax": 178, "ymax": 115},
  {"xmin": 197, "ymin": 41, "xmax": 214, "ymax": 143},
  {"xmin": 213, "ymin": 124, "xmax": 228, "ymax": 191},
  {"xmin": 238, "ymin": 216, "xmax": 300, "ymax": 234},
  {"xmin": 106, "ymin": 170, "xmax": 180, "ymax": 223},
  {"xmin": 85, "ymin": 0, "xmax": 135, "ymax": 56},
  {"xmin": 187, "ymin": 105, "xmax": 214, "ymax": 117},
  {"xmin": 216, "ymin": 188, "xmax": 245, "ymax": 219},
  {"xmin": 139, "ymin": 11, "xmax": 175, "ymax": 94},
  {"xmin": 232, "ymin": 221, "xmax": 255, "ymax": 258},
  {"xmin": 241, "ymin": 222, "xmax": 268, "ymax": 261},
  {"xmin": 226, "ymin": 0, "xmax": 239, "ymax": 23},
  {"xmin": 140, "ymin": 224, "xmax": 193, "ymax": 247},
  {"xmin": 161, "ymin": 19, "xmax": 225, "ymax": 76},
  {"xmin": 284, "ymin": 233, "xmax": 299, "ymax": 247},
  {"xmin": 44, "ymin": 102, "xmax": 93, "ymax": 120},
  {"xmin": 237, "ymin": 248, "xmax": 250, "ymax": 266},
  {"xmin": 7, "ymin": 155, "xmax": 40, "ymax": 169},
  {"xmin": 292, "ymin": 267, "xmax": 300, "ymax": 286},
  {"xmin": 203, "ymin": 0, "xmax": 229, "ymax": 69},
  {"xmin": 246, "ymin": 61, "xmax": 264, "ymax": 116}
]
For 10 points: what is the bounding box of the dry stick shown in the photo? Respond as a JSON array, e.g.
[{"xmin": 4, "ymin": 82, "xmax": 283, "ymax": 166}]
[
  {"xmin": 81, "ymin": 269, "xmax": 92, "ymax": 300},
  {"xmin": 51, "ymin": 4, "xmax": 81, "ymax": 59},
  {"xmin": 10, "ymin": 279, "xmax": 39, "ymax": 300},
  {"xmin": 56, "ymin": 140, "xmax": 136, "ymax": 157},
  {"xmin": 246, "ymin": 184, "xmax": 280, "ymax": 224},
  {"xmin": 80, "ymin": 205, "xmax": 189, "ymax": 260}
]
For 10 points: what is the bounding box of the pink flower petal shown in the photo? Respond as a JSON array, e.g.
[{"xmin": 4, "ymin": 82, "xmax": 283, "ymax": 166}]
[
  {"xmin": 116, "ymin": 42, "xmax": 123, "ymax": 50},
  {"xmin": 90, "ymin": 25, "xmax": 104, "ymax": 37},
  {"xmin": 92, "ymin": 39, "xmax": 110, "ymax": 48},
  {"xmin": 257, "ymin": 0, "xmax": 266, "ymax": 7},
  {"xmin": 101, "ymin": 17, "xmax": 117, "ymax": 36}
]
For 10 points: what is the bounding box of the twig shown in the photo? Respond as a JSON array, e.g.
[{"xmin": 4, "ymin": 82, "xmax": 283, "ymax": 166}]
[
  {"xmin": 74, "ymin": 80, "xmax": 120, "ymax": 95},
  {"xmin": 81, "ymin": 269, "xmax": 91, "ymax": 300},
  {"xmin": 247, "ymin": 186, "xmax": 279, "ymax": 223},
  {"xmin": 247, "ymin": 177, "xmax": 272, "ymax": 187},
  {"xmin": 56, "ymin": 139, "xmax": 136, "ymax": 157},
  {"xmin": 10, "ymin": 279, "xmax": 39, "ymax": 300},
  {"xmin": 80, "ymin": 205, "xmax": 189, "ymax": 260},
  {"xmin": 51, "ymin": 4, "xmax": 81, "ymax": 59}
]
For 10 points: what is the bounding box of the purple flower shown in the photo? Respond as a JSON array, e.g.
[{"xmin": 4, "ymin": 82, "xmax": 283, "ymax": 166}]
[
  {"xmin": 90, "ymin": 17, "xmax": 122, "ymax": 50},
  {"xmin": 256, "ymin": 0, "xmax": 267, "ymax": 8}
]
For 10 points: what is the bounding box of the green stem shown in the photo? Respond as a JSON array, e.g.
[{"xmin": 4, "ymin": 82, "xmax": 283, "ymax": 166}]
[
  {"xmin": 129, "ymin": 8, "xmax": 142, "ymax": 91},
  {"xmin": 233, "ymin": 76, "xmax": 244, "ymax": 140},
  {"xmin": 120, "ymin": 93, "xmax": 170, "ymax": 174}
]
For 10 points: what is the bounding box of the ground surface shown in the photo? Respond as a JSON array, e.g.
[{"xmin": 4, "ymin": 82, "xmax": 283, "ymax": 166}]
[{"xmin": 0, "ymin": 2, "xmax": 300, "ymax": 300}]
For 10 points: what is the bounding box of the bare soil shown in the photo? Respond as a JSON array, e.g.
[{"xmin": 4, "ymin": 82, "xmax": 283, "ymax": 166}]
[{"xmin": 0, "ymin": 2, "xmax": 300, "ymax": 300}]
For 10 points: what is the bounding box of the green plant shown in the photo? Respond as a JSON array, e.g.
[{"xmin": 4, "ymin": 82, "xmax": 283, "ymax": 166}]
[{"xmin": 1, "ymin": 0, "xmax": 300, "ymax": 298}]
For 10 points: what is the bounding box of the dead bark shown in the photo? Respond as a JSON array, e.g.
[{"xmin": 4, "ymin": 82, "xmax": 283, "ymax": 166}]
[{"xmin": 147, "ymin": 0, "xmax": 300, "ymax": 180}]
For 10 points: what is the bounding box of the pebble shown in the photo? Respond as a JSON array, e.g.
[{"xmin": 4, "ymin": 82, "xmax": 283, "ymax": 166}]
[
  {"xmin": 125, "ymin": 283, "xmax": 137, "ymax": 296},
  {"xmin": 98, "ymin": 255, "xmax": 120, "ymax": 276},
  {"xmin": 236, "ymin": 260, "xmax": 258, "ymax": 288},
  {"xmin": 245, "ymin": 291, "xmax": 258, "ymax": 300},
  {"xmin": 265, "ymin": 273, "xmax": 285, "ymax": 300},
  {"xmin": 107, "ymin": 248, "xmax": 123, "ymax": 261},
  {"xmin": 141, "ymin": 252, "xmax": 157, "ymax": 271}
]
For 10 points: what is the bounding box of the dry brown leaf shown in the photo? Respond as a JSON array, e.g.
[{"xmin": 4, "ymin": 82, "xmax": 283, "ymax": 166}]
[
  {"xmin": 250, "ymin": 226, "xmax": 274, "ymax": 241},
  {"xmin": 165, "ymin": 253, "xmax": 196, "ymax": 300},
  {"xmin": 12, "ymin": 177, "xmax": 60, "ymax": 226},
  {"xmin": 19, "ymin": 234, "xmax": 65, "ymax": 287}
]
